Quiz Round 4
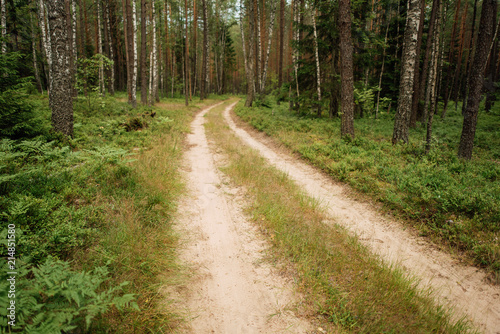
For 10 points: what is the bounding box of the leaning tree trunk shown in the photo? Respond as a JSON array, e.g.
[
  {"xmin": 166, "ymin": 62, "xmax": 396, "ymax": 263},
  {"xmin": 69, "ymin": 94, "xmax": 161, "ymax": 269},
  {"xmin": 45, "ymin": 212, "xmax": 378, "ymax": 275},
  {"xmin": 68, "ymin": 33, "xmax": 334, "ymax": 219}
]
[
  {"xmin": 47, "ymin": 0, "xmax": 73, "ymax": 137},
  {"xmin": 392, "ymin": 0, "xmax": 421, "ymax": 144},
  {"xmin": 458, "ymin": 0, "xmax": 496, "ymax": 160},
  {"xmin": 339, "ymin": 0, "xmax": 354, "ymax": 138}
]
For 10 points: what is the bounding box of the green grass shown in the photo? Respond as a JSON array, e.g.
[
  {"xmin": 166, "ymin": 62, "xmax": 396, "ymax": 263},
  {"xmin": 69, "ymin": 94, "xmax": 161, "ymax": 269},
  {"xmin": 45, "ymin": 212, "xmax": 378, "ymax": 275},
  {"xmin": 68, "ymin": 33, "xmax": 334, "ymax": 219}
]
[
  {"xmin": 234, "ymin": 99, "xmax": 500, "ymax": 279},
  {"xmin": 1, "ymin": 92, "xmax": 224, "ymax": 333},
  {"xmin": 204, "ymin": 100, "xmax": 476, "ymax": 333}
]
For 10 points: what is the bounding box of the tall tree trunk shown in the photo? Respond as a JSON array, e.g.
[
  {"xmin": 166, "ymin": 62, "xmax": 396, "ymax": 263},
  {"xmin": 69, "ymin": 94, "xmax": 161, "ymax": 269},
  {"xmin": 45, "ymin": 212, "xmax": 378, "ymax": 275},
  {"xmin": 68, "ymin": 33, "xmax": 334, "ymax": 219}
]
[
  {"xmin": 141, "ymin": 0, "xmax": 147, "ymax": 104},
  {"xmin": 149, "ymin": 0, "xmax": 158, "ymax": 105},
  {"xmin": 277, "ymin": 0, "xmax": 284, "ymax": 104},
  {"xmin": 192, "ymin": 0, "xmax": 197, "ymax": 97},
  {"xmin": 201, "ymin": 0, "xmax": 207, "ymax": 100},
  {"xmin": 460, "ymin": 0, "xmax": 479, "ymax": 116},
  {"xmin": 97, "ymin": 0, "xmax": 104, "ymax": 96},
  {"xmin": 78, "ymin": 0, "xmax": 85, "ymax": 56},
  {"xmin": 425, "ymin": 0, "xmax": 442, "ymax": 154},
  {"xmin": 409, "ymin": 0, "xmax": 425, "ymax": 128},
  {"xmin": 31, "ymin": 12, "xmax": 43, "ymax": 93},
  {"xmin": 392, "ymin": 0, "xmax": 421, "ymax": 144},
  {"xmin": 1, "ymin": 0, "xmax": 6, "ymax": 53},
  {"xmin": 256, "ymin": 0, "xmax": 261, "ymax": 93},
  {"xmin": 47, "ymin": 0, "xmax": 73, "ymax": 137},
  {"xmin": 185, "ymin": 0, "xmax": 189, "ymax": 106},
  {"xmin": 417, "ymin": 0, "xmax": 440, "ymax": 122},
  {"xmin": 260, "ymin": 0, "xmax": 277, "ymax": 93},
  {"xmin": 375, "ymin": 22, "xmax": 390, "ymax": 119},
  {"xmin": 339, "ymin": 0, "xmax": 354, "ymax": 138},
  {"xmin": 39, "ymin": 0, "xmax": 52, "ymax": 91},
  {"xmin": 292, "ymin": 0, "xmax": 300, "ymax": 103},
  {"xmin": 104, "ymin": 0, "xmax": 114, "ymax": 95},
  {"xmin": 244, "ymin": 0, "xmax": 255, "ymax": 107},
  {"xmin": 312, "ymin": 8, "xmax": 321, "ymax": 116},
  {"xmin": 458, "ymin": 0, "xmax": 496, "ymax": 160},
  {"xmin": 132, "ymin": 0, "xmax": 138, "ymax": 106},
  {"xmin": 71, "ymin": 0, "xmax": 77, "ymax": 96}
]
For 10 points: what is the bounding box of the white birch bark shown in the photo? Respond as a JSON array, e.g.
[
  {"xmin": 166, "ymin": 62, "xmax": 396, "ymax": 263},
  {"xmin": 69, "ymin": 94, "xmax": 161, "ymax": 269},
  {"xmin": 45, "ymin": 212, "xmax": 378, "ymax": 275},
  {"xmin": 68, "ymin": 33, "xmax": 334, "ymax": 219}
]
[
  {"xmin": 312, "ymin": 8, "xmax": 321, "ymax": 103},
  {"xmin": 392, "ymin": 0, "xmax": 421, "ymax": 144},
  {"xmin": 375, "ymin": 22, "xmax": 390, "ymax": 118},
  {"xmin": 1, "ymin": 0, "xmax": 6, "ymax": 53},
  {"xmin": 132, "ymin": 0, "xmax": 137, "ymax": 103},
  {"xmin": 260, "ymin": 0, "xmax": 277, "ymax": 93}
]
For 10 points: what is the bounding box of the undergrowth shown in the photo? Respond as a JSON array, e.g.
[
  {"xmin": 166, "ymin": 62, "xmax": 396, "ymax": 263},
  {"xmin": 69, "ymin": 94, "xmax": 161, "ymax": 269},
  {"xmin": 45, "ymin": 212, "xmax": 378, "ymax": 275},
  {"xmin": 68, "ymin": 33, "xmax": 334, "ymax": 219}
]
[
  {"xmin": 205, "ymin": 101, "xmax": 476, "ymax": 333},
  {"xmin": 235, "ymin": 100, "xmax": 500, "ymax": 278},
  {"xmin": 1, "ymin": 91, "xmax": 220, "ymax": 333}
]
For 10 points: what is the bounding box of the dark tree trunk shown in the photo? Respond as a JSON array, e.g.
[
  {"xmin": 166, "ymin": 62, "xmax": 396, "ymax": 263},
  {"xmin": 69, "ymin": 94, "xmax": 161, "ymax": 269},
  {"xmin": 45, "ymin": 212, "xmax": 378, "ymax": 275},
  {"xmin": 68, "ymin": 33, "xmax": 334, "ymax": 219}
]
[
  {"xmin": 458, "ymin": 0, "xmax": 496, "ymax": 160},
  {"xmin": 47, "ymin": 0, "xmax": 73, "ymax": 137},
  {"xmin": 339, "ymin": 0, "xmax": 354, "ymax": 138},
  {"xmin": 185, "ymin": 0, "xmax": 189, "ymax": 106}
]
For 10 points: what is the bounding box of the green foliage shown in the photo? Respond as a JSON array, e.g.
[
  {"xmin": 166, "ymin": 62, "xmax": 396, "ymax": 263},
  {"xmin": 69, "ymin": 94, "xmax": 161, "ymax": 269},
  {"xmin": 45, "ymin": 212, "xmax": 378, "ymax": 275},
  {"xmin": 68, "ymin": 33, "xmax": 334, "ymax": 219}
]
[
  {"xmin": 0, "ymin": 258, "xmax": 138, "ymax": 334},
  {"xmin": 76, "ymin": 54, "xmax": 114, "ymax": 111},
  {"xmin": 0, "ymin": 52, "xmax": 45, "ymax": 139}
]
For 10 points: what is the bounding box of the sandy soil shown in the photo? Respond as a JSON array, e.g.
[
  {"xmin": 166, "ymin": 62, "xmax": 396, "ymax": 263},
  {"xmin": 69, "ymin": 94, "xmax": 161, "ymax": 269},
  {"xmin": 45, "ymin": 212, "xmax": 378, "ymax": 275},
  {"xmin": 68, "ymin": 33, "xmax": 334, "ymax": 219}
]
[
  {"xmin": 223, "ymin": 106, "xmax": 500, "ymax": 334},
  {"xmin": 175, "ymin": 102, "xmax": 314, "ymax": 333}
]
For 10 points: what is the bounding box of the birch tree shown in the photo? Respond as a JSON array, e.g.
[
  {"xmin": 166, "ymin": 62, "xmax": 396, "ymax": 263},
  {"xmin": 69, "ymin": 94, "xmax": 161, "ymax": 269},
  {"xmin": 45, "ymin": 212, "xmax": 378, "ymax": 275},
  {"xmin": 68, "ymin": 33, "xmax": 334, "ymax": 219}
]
[
  {"xmin": 201, "ymin": 0, "xmax": 208, "ymax": 100},
  {"xmin": 141, "ymin": 0, "xmax": 147, "ymax": 104},
  {"xmin": 260, "ymin": 0, "xmax": 277, "ymax": 93},
  {"xmin": 47, "ymin": 0, "xmax": 73, "ymax": 137},
  {"xmin": 392, "ymin": 0, "xmax": 421, "ymax": 144},
  {"xmin": 312, "ymin": 7, "xmax": 321, "ymax": 116}
]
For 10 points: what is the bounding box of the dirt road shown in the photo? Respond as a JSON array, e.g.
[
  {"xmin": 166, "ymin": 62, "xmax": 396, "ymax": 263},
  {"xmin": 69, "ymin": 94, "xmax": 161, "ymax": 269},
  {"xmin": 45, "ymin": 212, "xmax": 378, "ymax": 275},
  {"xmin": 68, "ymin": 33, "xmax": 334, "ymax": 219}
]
[
  {"xmin": 223, "ymin": 105, "xmax": 500, "ymax": 334},
  {"xmin": 176, "ymin": 101, "xmax": 499, "ymax": 334},
  {"xmin": 176, "ymin": 102, "xmax": 313, "ymax": 333}
]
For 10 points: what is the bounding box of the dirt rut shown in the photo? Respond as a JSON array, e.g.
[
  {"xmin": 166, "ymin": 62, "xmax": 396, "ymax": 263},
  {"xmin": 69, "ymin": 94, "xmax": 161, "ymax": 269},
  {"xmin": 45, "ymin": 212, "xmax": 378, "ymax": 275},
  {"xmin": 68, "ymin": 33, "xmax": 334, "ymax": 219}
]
[
  {"xmin": 224, "ymin": 106, "xmax": 500, "ymax": 334},
  {"xmin": 177, "ymin": 102, "xmax": 312, "ymax": 333}
]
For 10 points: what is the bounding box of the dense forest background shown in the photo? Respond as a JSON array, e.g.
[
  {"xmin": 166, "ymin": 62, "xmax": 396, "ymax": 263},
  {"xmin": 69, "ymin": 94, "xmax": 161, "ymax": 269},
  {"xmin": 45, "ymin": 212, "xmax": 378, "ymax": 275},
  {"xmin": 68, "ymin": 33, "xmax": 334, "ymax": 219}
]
[
  {"xmin": 2, "ymin": 0, "xmax": 499, "ymax": 158},
  {"xmin": 1, "ymin": 0, "xmax": 500, "ymax": 332}
]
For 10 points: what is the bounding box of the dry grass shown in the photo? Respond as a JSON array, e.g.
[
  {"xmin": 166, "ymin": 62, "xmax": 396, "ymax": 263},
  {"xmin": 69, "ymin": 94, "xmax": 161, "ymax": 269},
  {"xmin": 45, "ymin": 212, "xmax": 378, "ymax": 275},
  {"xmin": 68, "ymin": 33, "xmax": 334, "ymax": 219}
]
[{"xmin": 203, "ymin": 101, "xmax": 477, "ymax": 334}]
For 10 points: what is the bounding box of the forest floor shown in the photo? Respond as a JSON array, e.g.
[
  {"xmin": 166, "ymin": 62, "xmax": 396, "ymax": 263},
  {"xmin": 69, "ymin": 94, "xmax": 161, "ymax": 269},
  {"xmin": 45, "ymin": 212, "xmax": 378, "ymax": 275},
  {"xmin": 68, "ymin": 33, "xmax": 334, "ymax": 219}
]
[{"xmin": 173, "ymin": 100, "xmax": 500, "ymax": 333}]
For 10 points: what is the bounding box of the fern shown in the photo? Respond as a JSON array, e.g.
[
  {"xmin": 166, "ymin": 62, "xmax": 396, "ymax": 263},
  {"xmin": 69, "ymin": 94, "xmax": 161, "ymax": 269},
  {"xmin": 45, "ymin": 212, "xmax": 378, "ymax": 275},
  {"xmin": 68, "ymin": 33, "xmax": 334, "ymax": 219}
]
[{"xmin": 0, "ymin": 258, "xmax": 138, "ymax": 334}]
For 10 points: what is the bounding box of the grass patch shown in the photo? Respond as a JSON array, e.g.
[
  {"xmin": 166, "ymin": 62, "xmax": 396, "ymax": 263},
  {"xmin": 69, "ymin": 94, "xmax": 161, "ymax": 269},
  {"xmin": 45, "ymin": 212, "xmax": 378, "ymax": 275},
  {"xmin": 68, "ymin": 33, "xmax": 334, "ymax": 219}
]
[
  {"xmin": 204, "ymin": 100, "xmax": 476, "ymax": 333},
  {"xmin": 234, "ymin": 100, "xmax": 500, "ymax": 278},
  {"xmin": 1, "ymin": 91, "xmax": 225, "ymax": 333}
]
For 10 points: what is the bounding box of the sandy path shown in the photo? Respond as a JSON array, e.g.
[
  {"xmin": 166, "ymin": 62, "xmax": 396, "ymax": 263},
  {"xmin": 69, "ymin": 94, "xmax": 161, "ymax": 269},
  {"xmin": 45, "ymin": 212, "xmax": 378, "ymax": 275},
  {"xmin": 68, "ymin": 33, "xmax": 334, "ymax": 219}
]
[
  {"xmin": 176, "ymin": 102, "xmax": 313, "ymax": 333},
  {"xmin": 224, "ymin": 106, "xmax": 500, "ymax": 334}
]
